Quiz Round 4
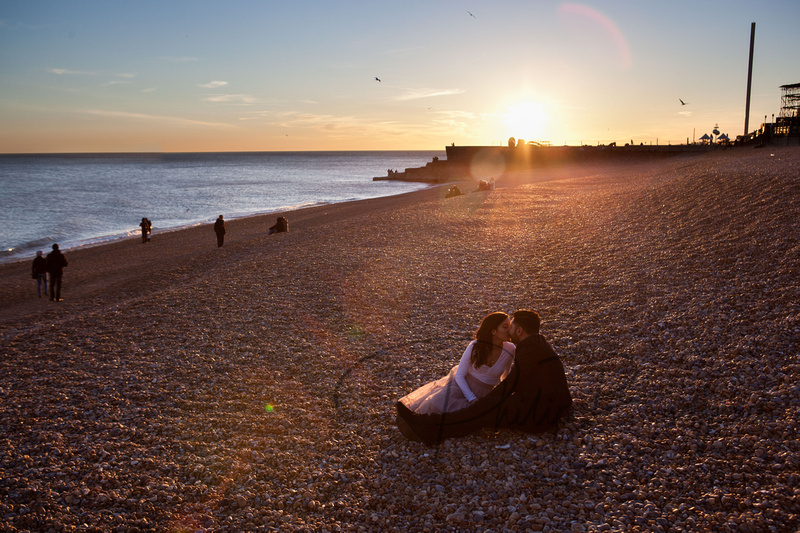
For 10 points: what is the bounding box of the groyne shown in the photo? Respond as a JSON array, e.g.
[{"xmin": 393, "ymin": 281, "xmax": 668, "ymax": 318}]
[{"xmin": 374, "ymin": 143, "xmax": 714, "ymax": 183}]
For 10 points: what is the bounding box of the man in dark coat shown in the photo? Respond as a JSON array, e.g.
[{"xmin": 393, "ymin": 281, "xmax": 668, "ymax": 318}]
[
  {"xmin": 214, "ymin": 215, "xmax": 226, "ymax": 247},
  {"xmin": 45, "ymin": 243, "xmax": 68, "ymax": 302},
  {"xmin": 396, "ymin": 309, "xmax": 572, "ymax": 445}
]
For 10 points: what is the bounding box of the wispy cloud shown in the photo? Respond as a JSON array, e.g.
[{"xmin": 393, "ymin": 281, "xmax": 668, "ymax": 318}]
[
  {"xmin": 83, "ymin": 109, "xmax": 234, "ymax": 128},
  {"xmin": 199, "ymin": 80, "xmax": 228, "ymax": 89},
  {"xmin": 48, "ymin": 68, "xmax": 93, "ymax": 75},
  {"xmin": 395, "ymin": 88, "xmax": 465, "ymax": 101},
  {"xmin": 201, "ymin": 94, "xmax": 258, "ymax": 104},
  {"xmin": 101, "ymin": 80, "xmax": 131, "ymax": 86},
  {"xmin": 117, "ymin": 73, "xmax": 136, "ymax": 79},
  {"xmin": 159, "ymin": 56, "xmax": 199, "ymax": 63}
]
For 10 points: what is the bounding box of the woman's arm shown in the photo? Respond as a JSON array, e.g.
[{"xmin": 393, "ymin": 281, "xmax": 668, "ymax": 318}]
[
  {"xmin": 498, "ymin": 341, "xmax": 517, "ymax": 381},
  {"xmin": 454, "ymin": 341, "xmax": 478, "ymax": 402}
]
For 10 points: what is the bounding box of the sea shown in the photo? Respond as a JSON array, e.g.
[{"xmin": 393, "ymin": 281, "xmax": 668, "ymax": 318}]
[{"xmin": 0, "ymin": 151, "xmax": 443, "ymax": 265}]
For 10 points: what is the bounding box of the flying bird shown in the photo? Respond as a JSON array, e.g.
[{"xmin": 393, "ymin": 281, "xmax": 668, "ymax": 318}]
[
  {"xmin": 375, "ymin": 77, "xmax": 381, "ymax": 82},
  {"xmin": 467, "ymin": 10, "xmax": 476, "ymax": 18},
  {"xmin": 679, "ymin": 99, "xmax": 689, "ymax": 105}
]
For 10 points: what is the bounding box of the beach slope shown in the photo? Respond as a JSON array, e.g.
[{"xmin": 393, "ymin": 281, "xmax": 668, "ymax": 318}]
[{"xmin": 1, "ymin": 148, "xmax": 798, "ymax": 531}]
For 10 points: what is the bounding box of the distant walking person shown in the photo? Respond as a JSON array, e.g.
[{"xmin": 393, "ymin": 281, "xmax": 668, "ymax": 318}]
[
  {"xmin": 214, "ymin": 215, "xmax": 226, "ymax": 247},
  {"xmin": 31, "ymin": 250, "xmax": 48, "ymax": 298},
  {"xmin": 46, "ymin": 244, "xmax": 68, "ymax": 302},
  {"xmin": 139, "ymin": 217, "xmax": 152, "ymax": 243}
]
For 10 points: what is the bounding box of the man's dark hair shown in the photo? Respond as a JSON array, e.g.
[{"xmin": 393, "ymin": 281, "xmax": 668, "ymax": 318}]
[{"xmin": 512, "ymin": 309, "xmax": 540, "ymax": 335}]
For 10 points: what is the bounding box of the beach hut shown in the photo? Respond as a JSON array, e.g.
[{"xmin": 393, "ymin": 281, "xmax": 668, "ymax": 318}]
[{"xmin": 699, "ymin": 133, "xmax": 711, "ymax": 145}]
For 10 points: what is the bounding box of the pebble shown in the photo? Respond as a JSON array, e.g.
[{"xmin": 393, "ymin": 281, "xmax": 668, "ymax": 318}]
[{"xmin": 0, "ymin": 148, "xmax": 798, "ymax": 531}]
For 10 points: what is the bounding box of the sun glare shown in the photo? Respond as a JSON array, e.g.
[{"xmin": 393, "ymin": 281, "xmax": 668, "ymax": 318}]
[{"xmin": 503, "ymin": 101, "xmax": 550, "ymax": 143}]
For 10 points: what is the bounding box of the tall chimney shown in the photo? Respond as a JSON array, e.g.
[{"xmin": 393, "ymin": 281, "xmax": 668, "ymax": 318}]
[{"xmin": 744, "ymin": 22, "xmax": 756, "ymax": 136}]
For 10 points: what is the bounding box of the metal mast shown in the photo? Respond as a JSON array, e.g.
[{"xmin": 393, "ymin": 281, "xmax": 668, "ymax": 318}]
[{"xmin": 744, "ymin": 22, "xmax": 756, "ymax": 136}]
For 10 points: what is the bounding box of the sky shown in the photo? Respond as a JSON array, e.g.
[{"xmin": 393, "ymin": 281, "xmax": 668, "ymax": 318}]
[{"xmin": 1, "ymin": 1, "xmax": 798, "ymax": 153}]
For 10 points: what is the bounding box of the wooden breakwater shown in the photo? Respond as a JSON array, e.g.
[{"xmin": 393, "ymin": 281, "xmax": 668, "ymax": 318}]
[{"xmin": 374, "ymin": 143, "xmax": 714, "ymax": 183}]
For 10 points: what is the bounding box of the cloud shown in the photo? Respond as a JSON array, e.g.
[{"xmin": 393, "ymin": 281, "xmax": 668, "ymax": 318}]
[
  {"xmin": 48, "ymin": 68, "xmax": 93, "ymax": 75},
  {"xmin": 117, "ymin": 73, "xmax": 136, "ymax": 79},
  {"xmin": 159, "ymin": 56, "xmax": 199, "ymax": 63},
  {"xmin": 101, "ymin": 80, "xmax": 131, "ymax": 86},
  {"xmin": 201, "ymin": 94, "xmax": 258, "ymax": 104},
  {"xmin": 199, "ymin": 80, "xmax": 229, "ymax": 89},
  {"xmin": 83, "ymin": 109, "xmax": 234, "ymax": 128},
  {"xmin": 396, "ymin": 88, "xmax": 466, "ymax": 101}
]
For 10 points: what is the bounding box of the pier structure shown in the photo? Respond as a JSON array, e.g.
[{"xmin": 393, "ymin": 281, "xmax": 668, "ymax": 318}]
[{"xmin": 775, "ymin": 83, "xmax": 800, "ymax": 138}]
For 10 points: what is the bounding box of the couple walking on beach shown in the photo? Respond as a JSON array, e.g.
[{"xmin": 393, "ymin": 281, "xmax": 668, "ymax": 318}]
[
  {"xmin": 396, "ymin": 309, "xmax": 572, "ymax": 445},
  {"xmin": 31, "ymin": 244, "xmax": 69, "ymax": 301}
]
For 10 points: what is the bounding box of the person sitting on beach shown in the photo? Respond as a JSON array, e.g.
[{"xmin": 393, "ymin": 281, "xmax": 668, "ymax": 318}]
[
  {"xmin": 398, "ymin": 312, "xmax": 515, "ymax": 415},
  {"xmin": 445, "ymin": 185, "xmax": 463, "ymax": 198},
  {"xmin": 396, "ymin": 309, "xmax": 572, "ymax": 445},
  {"xmin": 474, "ymin": 179, "xmax": 491, "ymax": 192},
  {"xmin": 269, "ymin": 216, "xmax": 289, "ymax": 234}
]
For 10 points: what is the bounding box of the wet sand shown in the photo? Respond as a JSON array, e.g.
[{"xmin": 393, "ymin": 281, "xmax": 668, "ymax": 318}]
[{"xmin": 1, "ymin": 147, "xmax": 798, "ymax": 532}]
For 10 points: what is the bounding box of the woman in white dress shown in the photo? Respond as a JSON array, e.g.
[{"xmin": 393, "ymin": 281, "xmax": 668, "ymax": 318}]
[{"xmin": 399, "ymin": 312, "xmax": 516, "ymax": 415}]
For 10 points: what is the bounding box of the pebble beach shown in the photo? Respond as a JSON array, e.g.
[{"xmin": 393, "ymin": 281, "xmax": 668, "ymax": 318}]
[{"xmin": 1, "ymin": 147, "xmax": 798, "ymax": 532}]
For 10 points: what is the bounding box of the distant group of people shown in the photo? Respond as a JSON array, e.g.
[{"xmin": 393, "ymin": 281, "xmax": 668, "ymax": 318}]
[
  {"xmin": 445, "ymin": 177, "xmax": 496, "ymax": 199},
  {"xmin": 396, "ymin": 309, "xmax": 572, "ymax": 445},
  {"xmin": 30, "ymin": 244, "xmax": 69, "ymax": 302},
  {"xmin": 213, "ymin": 214, "xmax": 289, "ymax": 247},
  {"xmin": 29, "ymin": 213, "xmax": 291, "ymax": 300}
]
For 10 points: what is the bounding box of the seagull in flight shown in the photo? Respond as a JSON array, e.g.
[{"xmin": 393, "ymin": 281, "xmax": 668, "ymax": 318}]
[
  {"xmin": 467, "ymin": 10, "xmax": 476, "ymax": 18},
  {"xmin": 375, "ymin": 77, "xmax": 381, "ymax": 82},
  {"xmin": 679, "ymin": 98, "xmax": 689, "ymax": 105}
]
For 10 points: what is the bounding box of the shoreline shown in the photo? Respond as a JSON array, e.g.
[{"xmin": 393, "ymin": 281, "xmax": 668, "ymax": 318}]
[
  {"xmin": 0, "ymin": 197, "xmax": 376, "ymax": 267},
  {"xmin": 1, "ymin": 148, "xmax": 798, "ymax": 531},
  {"xmin": 0, "ymin": 184, "xmax": 449, "ymax": 323}
]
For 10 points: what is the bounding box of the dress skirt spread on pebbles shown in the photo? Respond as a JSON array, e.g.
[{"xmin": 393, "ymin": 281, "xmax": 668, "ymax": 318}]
[{"xmin": 399, "ymin": 365, "xmax": 495, "ymax": 415}]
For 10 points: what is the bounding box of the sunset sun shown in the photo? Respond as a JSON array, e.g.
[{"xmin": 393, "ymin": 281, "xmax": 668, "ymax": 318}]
[{"xmin": 503, "ymin": 101, "xmax": 550, "ymax": 143}]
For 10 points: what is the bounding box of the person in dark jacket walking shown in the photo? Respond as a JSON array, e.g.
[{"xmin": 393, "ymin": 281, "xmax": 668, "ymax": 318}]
[
  {"xmin": 31, "ymin": 250, "xmax": 48, "ymax": 298},
  {"xmin": 45, "ymin": 244, "xmax": 68, "ymax": 302},
  {"xmin": 214, "ymin": 215, "xmax": 226, "ymax": 247}
]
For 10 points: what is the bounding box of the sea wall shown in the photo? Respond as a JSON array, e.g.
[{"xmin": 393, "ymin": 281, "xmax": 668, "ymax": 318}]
[{"xmin": 375, "ymin": 144, "xmax": 714, "ymax": 183}]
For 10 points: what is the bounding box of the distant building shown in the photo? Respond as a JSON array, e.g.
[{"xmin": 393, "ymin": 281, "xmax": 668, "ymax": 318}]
[{"xmin": 775, "ymin": 82, "xmax": 800, "ymax": 137}]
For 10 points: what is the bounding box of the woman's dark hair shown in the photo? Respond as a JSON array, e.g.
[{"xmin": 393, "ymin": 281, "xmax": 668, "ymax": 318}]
[{"xmin": 470, "ymin": 312, "xmax": 509, "ymax": 368}]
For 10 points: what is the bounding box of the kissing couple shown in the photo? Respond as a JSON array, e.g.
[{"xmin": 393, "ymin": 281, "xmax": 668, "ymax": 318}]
[{"xmin": 395, "ymin": 309, "xmax": 572, "ymax": 445}]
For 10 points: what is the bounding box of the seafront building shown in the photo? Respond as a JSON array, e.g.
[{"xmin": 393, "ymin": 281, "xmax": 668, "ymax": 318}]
[{"xmin": 377, "ymin": 83, "xmax": 800, "ymax": 184}]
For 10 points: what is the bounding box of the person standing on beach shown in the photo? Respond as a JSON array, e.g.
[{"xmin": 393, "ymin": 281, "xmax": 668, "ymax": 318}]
[
  {"xmin": 139, "ymin": 217, "xmax": 152, "ymax": 243},
  {"xmin": 31, "ymin": 251, "xmax": 48, "ymax": 298},
  {"xmin": 45, "ymin": 244, "xmax": 68, "ymax": 302},
  {"xmin": 214, "ymin": 215, "xmax": 226, "ymax": 247}
]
